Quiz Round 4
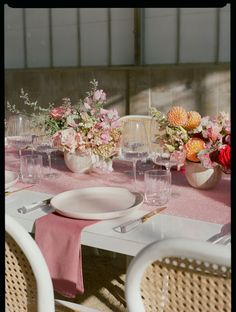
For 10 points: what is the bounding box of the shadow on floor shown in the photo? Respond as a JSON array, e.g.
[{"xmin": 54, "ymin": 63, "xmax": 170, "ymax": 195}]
[{"xmin": 55, "ymin": 246, "xmax": 129, "ymax": 312}]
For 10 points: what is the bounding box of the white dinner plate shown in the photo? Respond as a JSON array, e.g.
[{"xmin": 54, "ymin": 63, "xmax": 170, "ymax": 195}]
[
  {"xmin": 51, "ymin": 187, "xmax": 144, "ymax": 220},
  {"xmin": 5, "ymin": 170, "xmax": 19, "ymax": 190}
]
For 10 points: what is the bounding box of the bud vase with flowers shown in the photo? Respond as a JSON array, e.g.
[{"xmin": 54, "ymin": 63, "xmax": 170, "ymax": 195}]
[{"xmin": 150, "ymin": 106, "xmax": 230, "ymax": 189}]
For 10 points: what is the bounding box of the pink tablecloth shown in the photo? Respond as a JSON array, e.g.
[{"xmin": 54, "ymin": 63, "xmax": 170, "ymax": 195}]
[{"xmin": 5, "ymin": 148, "xmax": 231, "ymax": 225}]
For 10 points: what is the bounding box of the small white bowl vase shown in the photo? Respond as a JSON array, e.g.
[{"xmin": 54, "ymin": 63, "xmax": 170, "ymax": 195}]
[{"xmin": 185, "ymin": 162, "xmax": 222, "ymax": 190}]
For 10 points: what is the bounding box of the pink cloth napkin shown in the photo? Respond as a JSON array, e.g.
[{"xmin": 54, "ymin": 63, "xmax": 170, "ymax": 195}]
[{"xmin": 35, "ymin": 212, "xmax": 98, "ymax": 298}]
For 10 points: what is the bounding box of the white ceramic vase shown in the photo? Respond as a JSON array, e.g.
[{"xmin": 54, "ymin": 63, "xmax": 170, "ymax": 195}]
[
  {"xmin": 64, "ymin": 151, "xmax": 92, "ymax": 173},
  {"xmin": 185, "ymin": 162, "xmax": 222, "ymax": 190}
]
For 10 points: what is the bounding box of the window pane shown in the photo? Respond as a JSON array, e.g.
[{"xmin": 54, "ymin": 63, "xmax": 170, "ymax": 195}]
[
  {"xmin": 180, "ymin": 8, "xmax": 217, "ymax": 63},
  {"xmin": 111, "ymin": 8, "xmax": 134, "ymax": 65},
  {"xmin": 80, "ymin": 8, "xmax": 108, "ymax": 66},
  {"xmin": 52, "ymin": 8, "xmax": 78, "ymax": 67},
  {"xmin": 144, "ymin": 8, "xmax": 177, "ymax": 64},
  {"xmin": 219, "ymin": 4, "xmax": 230, "ymax": 62},
  {"xmin": 4, "ymin": 5, "xmax": 24, "ymax": 68},
  {"xmin": 25, "ymin": 9, "xmax": 50, "ymax": 68}
]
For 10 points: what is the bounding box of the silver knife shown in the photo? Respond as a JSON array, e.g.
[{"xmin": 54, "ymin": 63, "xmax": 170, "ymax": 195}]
[
  {"xmin": 113, "ymin": 207, "xmax": 166, "ymax": 233},
  {"xmin": 17, "ymin": 198, "xmax": 52, "ymax": 214}
]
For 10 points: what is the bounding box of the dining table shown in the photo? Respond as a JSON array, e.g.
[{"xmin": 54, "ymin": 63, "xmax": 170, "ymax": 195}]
[
  {"xmin": 5, "ymin": 144, "xmax": 231, "ymax": 299},
  {"xmin": 5, "ymin": 146, "xmax": 231, "ymax": 257}
]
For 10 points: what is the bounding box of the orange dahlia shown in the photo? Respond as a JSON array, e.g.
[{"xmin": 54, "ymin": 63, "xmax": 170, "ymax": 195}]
[
  {"xmin": 184, "ymin": 111, "xmax": 201, "ymax": 130},
  {"xmin": 167, "ymin": 106, "xmax": 188, "ymax": 127},
  {"xmin": 185, "ymin": 138, "xmax": 206, "ymax": 162}
]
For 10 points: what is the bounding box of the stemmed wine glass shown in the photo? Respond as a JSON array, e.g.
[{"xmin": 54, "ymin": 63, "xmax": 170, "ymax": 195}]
[
  {"xmin": 151, "ymin": 148, "xmax": 186, "ymax": 171},
  {"xmin": 120, "ymin": 120, "xmax": 149, "ymax": 190},
  {"xmin": 149, "ymin": 118, "xmax": 186, "ymax": 171},
  {"xmin": 32, "ymin": 135, "xmax": 59, "ymax": 179},
  {"xmin": 6, "ymin": 114, "xmax": 33, "ymax": 157}
]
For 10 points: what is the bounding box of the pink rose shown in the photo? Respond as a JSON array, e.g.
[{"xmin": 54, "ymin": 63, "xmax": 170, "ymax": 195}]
[{"xmin": 50, "ymin": 106, "xmax": 71, "ymax": 120}]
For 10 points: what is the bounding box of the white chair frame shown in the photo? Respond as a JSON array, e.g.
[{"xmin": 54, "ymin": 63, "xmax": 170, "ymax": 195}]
[
  {"xmin": 125, "ymin": 238, "xmax": 231, "ymax": 312},
  {"xmin": 5, "ymin": 214, "xmax": 100, "ymax": 312},
  {"xmin": 119, "ymin": 115, "xmax": 152, "ymax": 121}
]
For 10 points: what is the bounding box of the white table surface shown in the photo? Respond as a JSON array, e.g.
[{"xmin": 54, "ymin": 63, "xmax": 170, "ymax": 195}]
[{"xmin": 5, "ymin": 189, "xmax": 225, "ymax": 257}]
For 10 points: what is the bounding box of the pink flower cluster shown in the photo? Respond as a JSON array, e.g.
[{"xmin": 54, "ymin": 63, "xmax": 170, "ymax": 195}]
[
  {"xmin": 46, "ymin": 80, "xmax": 122, "ymax": 160},
  {"xmin": 49, "ymin": 106, "xmax": 72, "ymax": 120},
  {"xmin": 193, "ymin": 112, "xmax": 231, "ymax": 173}
]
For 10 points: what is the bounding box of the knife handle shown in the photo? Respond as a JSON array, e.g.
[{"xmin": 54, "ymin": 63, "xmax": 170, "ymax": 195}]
[{"xmin": 141, "ymin": 207, "xmax": 166, "ymax": 223}]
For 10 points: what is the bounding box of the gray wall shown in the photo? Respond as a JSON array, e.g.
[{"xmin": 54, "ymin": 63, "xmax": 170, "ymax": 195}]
[{"xmin": 5, "ymin": 64, "xmax": 230, "ymax": 118}]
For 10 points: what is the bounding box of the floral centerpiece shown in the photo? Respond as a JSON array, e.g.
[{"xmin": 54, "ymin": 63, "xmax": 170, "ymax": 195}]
[
  {"xmin": 150, "ymin": 106, "xmax": 231, "ymax": 175},
  {"xmin": 6, "ymin": 79, "xmax": 122, "ymax": 172},
  {"xmin": 46, "ymin": 80, "xmax": 121, "ymax": 162}
]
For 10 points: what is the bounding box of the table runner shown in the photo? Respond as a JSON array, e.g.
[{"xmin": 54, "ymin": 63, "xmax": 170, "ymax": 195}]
[{"xmin": 5, "ymin": 148, "xmax": 231, "ymax": 225}]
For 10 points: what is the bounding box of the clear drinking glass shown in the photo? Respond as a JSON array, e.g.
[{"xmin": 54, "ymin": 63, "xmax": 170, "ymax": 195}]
[
  {"xmin": 120, "ymin": 120, "xmax": 149, "ymax": 190},
  {"xmin": 32, "ymin": 135, "xmax": 59, "ymax": 179},
  {"xmin": 20, "ymin": 154, "xmax": 43, "ymax": 184},
  {"xmin": 6, "ymin": 114, "xmax": 33, "ymax": 157},
  {"xmin": 144, "ymin": 169, "xmax": 172, "ymax": 206}
]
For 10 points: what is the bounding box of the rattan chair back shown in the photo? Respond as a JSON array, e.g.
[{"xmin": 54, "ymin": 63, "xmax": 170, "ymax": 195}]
[
  {"xmin": 125, "ymin": 238, "xmax": 231, "ymax": 312},
  {"xmin": 119, "ymin": 115, "xmax": 152, "ymax": 139},
  {"xmin": 141, "ymin": 256, "xmax": 231, "ymax": 312},
  {"xmin": 5, "ymin": 214, "xmax": 101, "ymax": 312},
  {"xmin": 5, "ymin": 232, "xmax": 38, "ymax": 312}
]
